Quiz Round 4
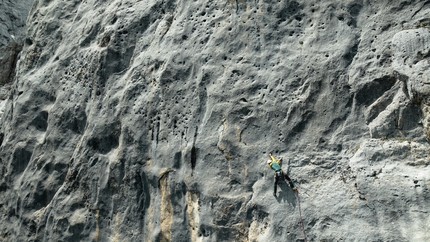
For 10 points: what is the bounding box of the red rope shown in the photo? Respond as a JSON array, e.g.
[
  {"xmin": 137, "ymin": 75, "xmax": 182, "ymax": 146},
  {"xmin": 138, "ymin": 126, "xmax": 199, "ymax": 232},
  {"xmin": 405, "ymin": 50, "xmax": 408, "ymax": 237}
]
[{"xmin": 295, "ymin": 190, "xmax": 307, "ymax": 242}]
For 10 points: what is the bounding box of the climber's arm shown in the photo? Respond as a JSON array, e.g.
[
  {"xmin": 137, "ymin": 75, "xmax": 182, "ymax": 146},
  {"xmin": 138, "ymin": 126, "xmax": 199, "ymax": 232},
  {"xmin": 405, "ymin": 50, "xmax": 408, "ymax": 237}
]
[{"xmin": 269, "ymin": 153, "xmax": 277, "ymax": 163}]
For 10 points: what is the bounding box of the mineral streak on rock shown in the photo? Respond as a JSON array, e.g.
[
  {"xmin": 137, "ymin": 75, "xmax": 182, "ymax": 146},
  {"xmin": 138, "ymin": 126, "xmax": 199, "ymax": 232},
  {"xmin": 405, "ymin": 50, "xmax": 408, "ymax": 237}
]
[{"xmin": 0, "ymin": 0, "xmax": 430, "ymax": 241}]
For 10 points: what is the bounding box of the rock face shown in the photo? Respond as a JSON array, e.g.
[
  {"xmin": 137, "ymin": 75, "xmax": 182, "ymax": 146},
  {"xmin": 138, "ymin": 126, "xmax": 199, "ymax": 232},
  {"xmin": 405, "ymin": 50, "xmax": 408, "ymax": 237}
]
[
  {"xmin": 0, "ymin": 0, "xmax": 33, "ymax": 118},
  {"xmin": 0, "ymin": 0, "xmax": 33, "ymax": 47},
  {"xmin": 1, "ymin": 0, "xmax": 430, "ymax": 241}
]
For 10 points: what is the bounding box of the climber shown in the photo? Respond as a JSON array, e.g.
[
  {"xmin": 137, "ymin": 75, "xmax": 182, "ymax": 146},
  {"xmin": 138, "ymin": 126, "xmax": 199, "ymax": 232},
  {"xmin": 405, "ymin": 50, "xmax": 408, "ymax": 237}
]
[{"xmin": 267, "ymin": 153, "xmax": 297, "ymax": 196}]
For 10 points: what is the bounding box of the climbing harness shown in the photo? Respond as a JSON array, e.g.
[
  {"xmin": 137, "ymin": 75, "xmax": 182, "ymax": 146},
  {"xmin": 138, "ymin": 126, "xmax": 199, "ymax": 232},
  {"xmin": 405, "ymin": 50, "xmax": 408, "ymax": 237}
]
[{"xmin": 295, "ymin": 190, "xmax": 307, "ymax": 242}]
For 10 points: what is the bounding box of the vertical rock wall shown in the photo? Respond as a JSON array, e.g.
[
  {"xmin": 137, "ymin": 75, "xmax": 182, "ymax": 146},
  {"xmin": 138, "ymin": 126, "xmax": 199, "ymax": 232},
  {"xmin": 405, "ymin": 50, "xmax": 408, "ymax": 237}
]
[
  {"xmin": 0, "ymin": 0, "xmax": 429, "ymax": 241},
  {"xmin": 0, "ymin": 0, "xmax": 34, "ymax": 118}
]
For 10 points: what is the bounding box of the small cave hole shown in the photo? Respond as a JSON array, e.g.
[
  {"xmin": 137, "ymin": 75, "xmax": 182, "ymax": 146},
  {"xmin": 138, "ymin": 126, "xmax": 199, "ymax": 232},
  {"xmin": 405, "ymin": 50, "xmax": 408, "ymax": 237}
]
[{"xmin": 25, "ymin": 38, "xmax": 33, "ymax": 45}]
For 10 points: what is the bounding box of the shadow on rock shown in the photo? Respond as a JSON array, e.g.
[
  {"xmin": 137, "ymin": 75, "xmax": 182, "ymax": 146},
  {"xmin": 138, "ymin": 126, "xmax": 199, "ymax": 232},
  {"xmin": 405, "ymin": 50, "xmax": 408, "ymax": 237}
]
[{"xmin": 275, "ymin": 181, "xmax": 297, "ymax": 206}]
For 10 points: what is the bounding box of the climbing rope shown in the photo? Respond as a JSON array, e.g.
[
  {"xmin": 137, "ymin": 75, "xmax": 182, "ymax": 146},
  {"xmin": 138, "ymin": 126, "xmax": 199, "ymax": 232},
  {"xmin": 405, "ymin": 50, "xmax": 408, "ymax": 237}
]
[{"xmin": 295, "ymin": 190, "xmax": 307, "ymax": 242}]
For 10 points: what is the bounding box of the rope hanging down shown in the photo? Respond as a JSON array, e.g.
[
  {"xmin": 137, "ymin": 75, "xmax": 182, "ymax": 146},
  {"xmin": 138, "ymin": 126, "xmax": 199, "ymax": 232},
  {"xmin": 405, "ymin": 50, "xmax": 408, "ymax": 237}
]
[{"xmin": 295, "ymin": 190, "xmax": 307, "ymax": 242}]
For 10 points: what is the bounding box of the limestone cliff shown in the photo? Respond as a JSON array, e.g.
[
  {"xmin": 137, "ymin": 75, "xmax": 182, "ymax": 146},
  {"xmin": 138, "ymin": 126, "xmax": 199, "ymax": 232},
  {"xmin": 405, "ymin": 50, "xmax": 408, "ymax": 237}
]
[
  {"xmin": 0, "ymin": 0, "xmax": 429, "ymax": 241},
  {"xmin": 0, "ymin": 0, "xmax": 33, "ymax": 112}
]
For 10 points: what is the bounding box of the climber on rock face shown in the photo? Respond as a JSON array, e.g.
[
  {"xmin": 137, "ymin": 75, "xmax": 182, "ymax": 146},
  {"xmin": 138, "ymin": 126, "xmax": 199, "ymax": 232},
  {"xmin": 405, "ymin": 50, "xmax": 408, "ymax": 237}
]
[{"xmin": 267, "ymin": 153, "xmax": 297, "ymax": 196}]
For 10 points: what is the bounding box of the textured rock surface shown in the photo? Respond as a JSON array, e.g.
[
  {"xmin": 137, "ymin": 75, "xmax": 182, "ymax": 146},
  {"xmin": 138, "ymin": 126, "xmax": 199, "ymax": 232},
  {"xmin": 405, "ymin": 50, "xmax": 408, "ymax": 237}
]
[
  {"xmin": 1, "ymin": 0, "xmax": 430, "ymax": 241},
  {"xmin": 0, "ymin": 0, "xmax": 33, "ymax": 118},
  {"xmin": 0, "ymin": 0, "xmax": 33, "ymax": 47}
]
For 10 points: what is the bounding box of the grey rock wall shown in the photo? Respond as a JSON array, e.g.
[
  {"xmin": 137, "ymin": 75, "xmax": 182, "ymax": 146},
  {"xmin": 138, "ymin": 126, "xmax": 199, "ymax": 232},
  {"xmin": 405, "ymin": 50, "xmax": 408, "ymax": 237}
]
[
  {"xmin": 0, "ymin": 0, "xmax": 33, "ymax": 118},
  {"xmin": 0, "ymin": 0, "xmax": 33, "ymax": 47},
  {"xmin": 0, "ymin": 0, "xmax": 429, "ymax": 241}
]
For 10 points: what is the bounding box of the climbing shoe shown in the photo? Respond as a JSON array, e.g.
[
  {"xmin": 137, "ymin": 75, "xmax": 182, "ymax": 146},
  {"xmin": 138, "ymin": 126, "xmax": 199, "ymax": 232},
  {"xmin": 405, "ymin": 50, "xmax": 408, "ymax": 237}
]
[{"xmin": 289, "ymin": 181, "xmax": 297, "ymax": 191}]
